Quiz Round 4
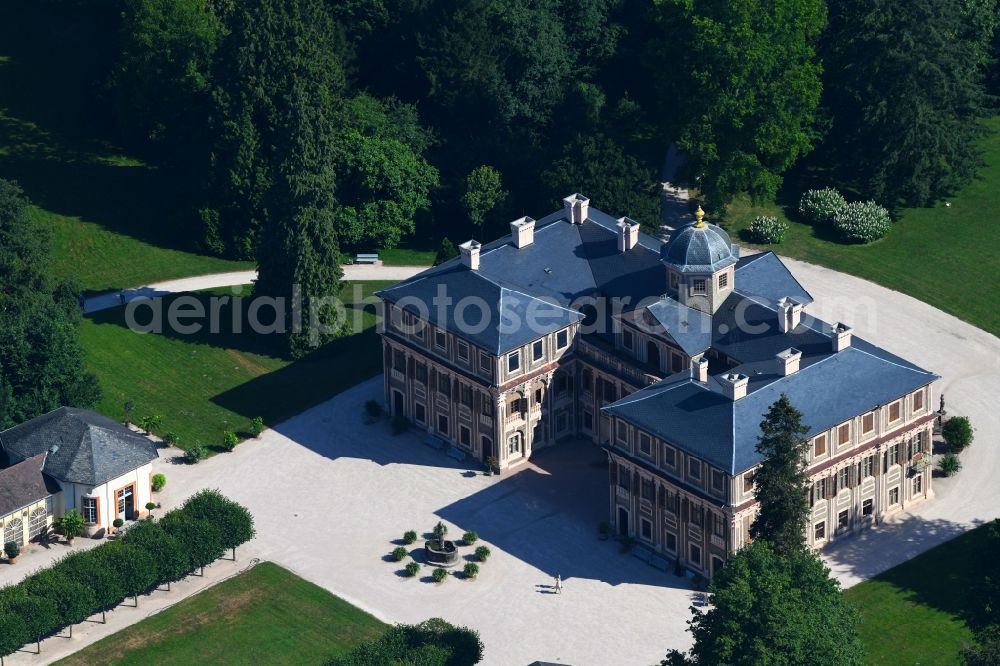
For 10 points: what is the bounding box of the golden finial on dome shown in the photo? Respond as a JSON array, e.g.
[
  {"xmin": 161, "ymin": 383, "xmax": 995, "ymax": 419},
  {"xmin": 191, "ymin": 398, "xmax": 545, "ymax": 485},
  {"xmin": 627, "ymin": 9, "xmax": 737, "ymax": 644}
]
[{"xmin": 694, "ymin": 205, "xmax": 706, "ymax": 229}]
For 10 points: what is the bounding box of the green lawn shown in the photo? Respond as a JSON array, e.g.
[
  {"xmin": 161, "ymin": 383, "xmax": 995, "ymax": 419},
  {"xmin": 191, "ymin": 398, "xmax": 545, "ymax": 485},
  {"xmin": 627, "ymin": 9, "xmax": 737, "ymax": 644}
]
[
  {"xmin": 55, "ymin": 561, "xmax": 385, "ymax": 666},
  {"xmin": 0, "ymin": 2, "xmax": 251, "ymax": 292},
  {"xmin": 378, "ymin": 245, "xmax": 437, "ymax": 266},
  {"xmin": 845, "ymin": 523, "xmax": 993, "ymax": 665},
  {"xmin": 82, "ymin": 281, "xmax": 391, "ymax": 451},
  {"xmin": 726, "ymin": 116, "xmax": 1000, "ymax": 339}
]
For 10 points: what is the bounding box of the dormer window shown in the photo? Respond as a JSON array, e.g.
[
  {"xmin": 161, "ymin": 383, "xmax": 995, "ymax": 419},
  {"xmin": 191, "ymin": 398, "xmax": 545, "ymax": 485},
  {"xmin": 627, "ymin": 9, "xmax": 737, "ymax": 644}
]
[
  {"xmin": 718, "ymin": 272, "xmax": 728, "ymax": 289},
  {"xmin": 507, "ymin": 351, "xmax": 520, "ymax": 373}
]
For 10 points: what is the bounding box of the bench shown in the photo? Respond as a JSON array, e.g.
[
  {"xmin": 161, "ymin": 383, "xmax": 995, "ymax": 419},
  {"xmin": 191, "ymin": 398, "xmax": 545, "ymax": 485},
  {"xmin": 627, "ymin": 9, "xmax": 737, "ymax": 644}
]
[
  {"xmin": 446, "ymin": 446, "xmax": 466, "ymax": 462},
  {"xmin": 355, "ymin": 253, "xmax": 379, "ymax": 264},
  {"xmin": 423, "ymin": 435, "xmax": 445, "ymax": 450}
]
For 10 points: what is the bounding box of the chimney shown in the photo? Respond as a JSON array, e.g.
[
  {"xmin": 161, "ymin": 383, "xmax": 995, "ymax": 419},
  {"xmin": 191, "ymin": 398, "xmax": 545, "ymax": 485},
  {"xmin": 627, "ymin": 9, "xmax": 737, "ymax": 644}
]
[
  {"xmin": 459, "ymin": 239, "xmax": 481, "ymax": 270},
  {"xmin": 832, "ymin": 322, "xmax": 853, "ymax": 352},
  {"xmin": 691, "ymin": 355, "xmax": 709, "ymax": 383},
  {"xmin": 616, "ymin": 217, "xmax": 639, "ymax": 252},
  {"xmin": 777, "ymin": 297, "xmax": 803, "ymax": 333},
  {"xmin": 776, "ymin": 347, "xmax": 802, "ymax": 376},
  {"xmin": 510, "ymin": 216, "xmax": 536, "ymax": 248},
  {"xmin": 562, "ymin": 193, "xmax": 590, "ymax": 225},
  {"xmin": 719, "ymin": 372, "xmax": 749, "ymax": 401}
]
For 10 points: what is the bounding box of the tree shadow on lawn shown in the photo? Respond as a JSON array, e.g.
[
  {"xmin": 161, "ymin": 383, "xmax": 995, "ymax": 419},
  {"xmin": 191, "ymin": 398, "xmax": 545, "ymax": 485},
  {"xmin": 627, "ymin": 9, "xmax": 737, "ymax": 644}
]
[
  {"xmin": 436, "ymin": 443, "xmax": 690, "ymax": 589},
  {"xmin": 829, "ymin": 513, "xmax": 990, "ymax": 627}
]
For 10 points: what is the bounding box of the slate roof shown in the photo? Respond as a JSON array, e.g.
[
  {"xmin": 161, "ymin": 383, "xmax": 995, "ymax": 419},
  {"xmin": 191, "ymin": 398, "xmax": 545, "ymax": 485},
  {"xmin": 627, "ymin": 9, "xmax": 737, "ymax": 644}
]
[
  {"xmin": 603, "ymin": 320, "xmax": 938, "ymax": 475},
  {"xmin": 661, "ymin": 221, "xmax": 739, "ymax": 273},
  {"xmin": 0, "ymin": 454, "xmax": 57, "ymax": 518},
  {"xmin": 0, "ymin": 408, "xmax": 158, "ymax": 486},
  {"xmin": 733, "ymin": 252, "xmax": 813, "ymax": 307}
]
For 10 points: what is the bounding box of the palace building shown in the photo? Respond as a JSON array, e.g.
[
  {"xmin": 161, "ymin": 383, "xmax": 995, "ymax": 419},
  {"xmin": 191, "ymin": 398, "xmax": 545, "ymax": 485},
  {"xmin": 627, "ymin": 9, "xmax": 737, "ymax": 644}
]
[{"xmin": 376, "ymin": 195, "xmax": 937, "ymax": 576}]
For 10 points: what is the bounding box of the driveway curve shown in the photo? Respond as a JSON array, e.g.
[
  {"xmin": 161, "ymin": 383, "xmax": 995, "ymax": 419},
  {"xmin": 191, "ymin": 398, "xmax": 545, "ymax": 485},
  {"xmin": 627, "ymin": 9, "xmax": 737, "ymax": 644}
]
[{"xmin": 82, "ymin": 264, "xmax": 428, "ymax": 314}]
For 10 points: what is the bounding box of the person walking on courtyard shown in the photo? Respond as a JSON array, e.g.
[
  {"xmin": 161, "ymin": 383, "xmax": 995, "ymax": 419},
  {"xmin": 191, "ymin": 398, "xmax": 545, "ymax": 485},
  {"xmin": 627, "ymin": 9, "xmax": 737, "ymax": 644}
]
[{"xmin": 554, "ymin": 573, "xmax": 562, "ymax": 594}]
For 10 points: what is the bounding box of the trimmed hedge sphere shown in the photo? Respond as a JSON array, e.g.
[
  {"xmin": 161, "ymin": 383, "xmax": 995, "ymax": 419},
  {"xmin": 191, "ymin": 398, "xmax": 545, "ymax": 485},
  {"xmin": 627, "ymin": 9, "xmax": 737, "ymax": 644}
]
[
  {"xmin": 799, "ymin": 187, "xmax": 846, "ymax": 225},
  {"xmin": 833, "ymin": 201, "xmax": 891, "ymax": 243},
  {"xmin": 747, "ymin": 216, "xmax": 788, "ymax": 244}
]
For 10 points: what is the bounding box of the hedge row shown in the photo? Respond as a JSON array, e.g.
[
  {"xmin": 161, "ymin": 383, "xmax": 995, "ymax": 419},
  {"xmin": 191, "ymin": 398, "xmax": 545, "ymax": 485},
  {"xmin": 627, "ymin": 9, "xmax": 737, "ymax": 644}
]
[
  {"xmin": 328, "ymin": 617, "xmax": 483, "ymax": 666},
  {"xmin": 0, "ymin": 489, "xmax": 254, "ymax": 658}
]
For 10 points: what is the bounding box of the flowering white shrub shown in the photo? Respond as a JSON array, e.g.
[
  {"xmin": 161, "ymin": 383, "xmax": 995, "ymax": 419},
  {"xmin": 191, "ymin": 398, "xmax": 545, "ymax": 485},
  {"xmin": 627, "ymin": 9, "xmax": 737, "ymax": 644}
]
[
  {"xmin": 799, "ymin": 187, "xmax": 846, "ymax": 225},
  {"xmin": 747, "ymin": 216, "xmax": 788, "ymax": 244},
  {"xmin": 833, "ymin": 201, "xmax": 891, "ymax": 243}
]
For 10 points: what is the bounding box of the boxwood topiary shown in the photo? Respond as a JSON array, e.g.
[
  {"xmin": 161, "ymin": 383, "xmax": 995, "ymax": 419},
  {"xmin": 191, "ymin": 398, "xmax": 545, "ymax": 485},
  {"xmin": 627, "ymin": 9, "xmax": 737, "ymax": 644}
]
[
  {"xmin": 475, "ymin": 545, "xmax": 491, "ymax": 562},
  {"xmin": 405, "ymin": 561, "xmax": 420, "ymax": 577},
  {"xmin": 464, "ymin": 562, "xmax": 480, "ymax": 579},
  {"xmin": 403, "ymin": 530, "xmax": 417, "ymax": 545},
  {"xmin": 432, "ymin": 567, "xmax": 448, "ymax": 583},
  {"xmin": 392, "ymin": 546, "xmax": 408, "ymax": 562}
]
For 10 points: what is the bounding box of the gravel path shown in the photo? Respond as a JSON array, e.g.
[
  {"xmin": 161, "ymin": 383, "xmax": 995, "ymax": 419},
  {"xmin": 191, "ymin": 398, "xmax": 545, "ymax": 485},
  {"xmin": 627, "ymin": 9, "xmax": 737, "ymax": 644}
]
[{"xmin": 82, "ymin": 264, "xmax": 427, "ymax": 314}]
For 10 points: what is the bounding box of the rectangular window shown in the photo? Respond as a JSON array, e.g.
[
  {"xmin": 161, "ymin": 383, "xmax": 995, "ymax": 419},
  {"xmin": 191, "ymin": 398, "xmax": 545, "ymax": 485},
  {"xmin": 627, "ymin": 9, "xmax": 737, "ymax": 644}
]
[
  {"xmin": 623, "ymin": 329, "xmax": 634, "ymax": 350},
  {"xmin": 480, "ymin": 351, "xmax": 493, "ymax": 376},
  {"xmin": 639, "ymin": 433, "xmax": 652, "ymax": 455},
  {"xmin": 457, "ymin": 341, "xmax": 470, "ymax": 362},
  {"xmin": 640, "ymin": 518, "xmax": 652, "ymax": 540},
  {"xmin": 534, "ymin": 388, "xmax": 542, "ymax": 405},
  {"xmin": 641, "ymin": 478, "xmax": 655, "ymax": 502},
  {"xmin": 862, "ymin": 499, "xmax": 874, "ymax": 516},
  {"xmin": 718, "ymin": 272, "xmax": 728, "ymax": 289},
  {"xmin": 616, "ymin": 420, "xmax": 629, "ymax": 443},
  {"xmin": 838, "ymin": 423, "xmax": 851, "ymax": 446},
  {"xmin": 416, "ymin": 362, "xmax": 427, "ymax": 384},
  {"xmin": 670, "ymin": 272, "xmax": 679, "ymax": 290},
  {"xmin": 863, "ymin": 455, "xmax": 875, "ymax": 477},
  {"xmin": 82, "ymin": 497, "xmax": 98, "ymax": 524},
  {"xmin": 556, "ymin": 329, "xmax": 569, "ymax": 349},
  {"xmin": 688, "ymin": 458, "xmax": 701, "ymax": 480},
  {"xmin": 889, "ymin": 400, "xmax": 901, "ymax": 422},
  {"xmin": 555, "ymin": 372, "xmax": 569, "ymax": 395},
  {"xmin": 582, "ymin": 369, "xmax": 593, "ymax": 392},
  {"xmin": 602, "ymin": 379, "xmax": 617, "ymax": 402},
  {"xmin": 437, "ymin": 371, "xmax": 451, "ymax": 398},
  {"xmin": 913, "ymin": 475, "xmax": 922, "ymax": 495},
  {"xmin": 913, "ymin": 431, "xmax": 926, "ymax": 455},
  {"xmin": 814, "ymin": 434, "xmax": 827, "ymax": 457},
  {"xmin": 862, "ymin": 412, "xmax": 875, "ymax": 434},
  {"xmin": 889, "ymin": 486, "xmax": 899, "ymax": 505},
  {"xmin": 414, "ymin": 403, "xmax": 426, "ymax": 424},
  {"xmin": 437, "ymin": 414, "xmax": 449, "ymax": 435},
  {"xmin": 712, "ymin": 470, "xmax": 725, "ymax": 493},
  {"xmin": 618, "ymin": 466, "xmax": 630, "ymax": 490},
  {"xmin": 913, "ymin": 390, "xmax": 924, "ymax": 412},
  {"xmin": 743, "ymin": 471, "xmax": 754, "ymax": 493},
  {"xmin": 838, "ymin": 467, "xmax": 850, "ymax": 490},
  {"xmin": 390, "ymin": 306, "xmax": 403, "ymax": 330},
  {"xmin": 460, "ymin": 384, "xmax": 473, "ymax": 408},
  {"xmin": 481, "ymin": 398, "xmax": 494, "ymax": 417},
  {"xmin": 689, "ymin": 544, "xmax": 702, "ymax": 566},
  {"xmin": 393, "ymin": 349, "xmax": 406, "ymax": 371},
  {"xmin": 532, "ymin": 339, "xmax": 544, "ymax": 362},
  {"xmin": 671, "ymin": 352, "xmax": 683, "ymax": 373},
  {"xmin": 692, "ymin": 278, "xmax": 706, "ymax": 295},
  {"xmin": 887, "ymin": 443, "xmax": 899, "ymax": 466},
  {"xmin": 815, "ymin": 478, "xmax": 827, "ymax": 499},
  {"xmin": 814, "ymin": 521, "xmax": 826, "ymax": 540},
  {"xmin": 459, "ymin": 425, "xmax": 471, "ymax": 447},
  {"xmin": 583, "ymin": 410, "xmax": 593, "ymax": 431},
  {"xmin": 838, "ymin": 510, "xmax": 849, "ymax": 530},
  {"xmin": 434, "ymin": 328, "xmax": 447, "ymax": 349},
  {"xmin": 665, "ymin": 532, "xmax": 677, "ymax": 552},
  {"xmin": 663, "ymin": 446, "xmax": 676, "ymax": 468},
  {"xmin": 690, "ymin": 505, "xmax": 704, "ymax": 527},
  {"xmin": 507, "ymin": 351, "xmax": 520, "ymax": 373}
]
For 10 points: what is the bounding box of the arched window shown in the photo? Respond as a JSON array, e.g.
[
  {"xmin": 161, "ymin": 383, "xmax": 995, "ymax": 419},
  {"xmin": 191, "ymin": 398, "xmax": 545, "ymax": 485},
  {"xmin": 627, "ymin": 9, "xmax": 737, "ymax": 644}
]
[{"xmin": 4, "ymin": 518, "xmax": 24, "ymax": 547}]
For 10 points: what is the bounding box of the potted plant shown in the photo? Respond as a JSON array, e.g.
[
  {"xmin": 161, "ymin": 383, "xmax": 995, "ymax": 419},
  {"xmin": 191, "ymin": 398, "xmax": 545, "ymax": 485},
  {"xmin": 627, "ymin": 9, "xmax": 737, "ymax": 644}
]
[
  {"xmin": 4, "ymin": 541, "xmax": 19, "ymax": 564},
  {"xmin": 145, "ymin": 502, "xmax": 157, "ymax": 519},
  {"xmin": 484, "ymin": 456, "xmax": 499, "ymax": 476},
  {"xmin": 598, "ymin": 521, "xmax": 611, "ymax": 541},
  {"xmin": 112, "ymin": 518, "xmax": 125, "ymax": 536}
]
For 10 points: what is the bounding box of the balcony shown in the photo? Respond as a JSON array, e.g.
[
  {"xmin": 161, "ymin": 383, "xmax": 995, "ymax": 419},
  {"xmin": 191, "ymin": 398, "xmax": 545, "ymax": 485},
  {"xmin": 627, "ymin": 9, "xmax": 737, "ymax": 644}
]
[
  {"xmin": 390, "ymin": 369, "xmax": 405, "ymax": 382},
  {"xmin": 577, "ymin": 338, "xmax": 663, "ymax": 388}
]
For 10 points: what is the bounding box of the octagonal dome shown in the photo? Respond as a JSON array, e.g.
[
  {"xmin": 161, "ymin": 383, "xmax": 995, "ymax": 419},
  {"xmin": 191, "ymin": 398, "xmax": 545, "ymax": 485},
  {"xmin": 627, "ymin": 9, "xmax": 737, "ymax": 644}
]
[{"xmin": 661, "ymin": 207, "xmax": 738, "ymax": 273}]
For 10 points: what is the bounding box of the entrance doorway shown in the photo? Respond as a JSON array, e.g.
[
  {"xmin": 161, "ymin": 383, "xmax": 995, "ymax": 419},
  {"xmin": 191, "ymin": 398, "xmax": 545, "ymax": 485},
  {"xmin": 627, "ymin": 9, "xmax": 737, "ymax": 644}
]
[
  {"xmin": 392, "ymin": 390, "xmax": 404, "ymax": 417},
  {"xmin": 711, "ymin": 556, "xmax": 724, "ymax": 577},
  {"xmin": 647, "ymin": 341, "xmax": 661, "ymax": 371},
  {"xmin": 618, "ymin": 507, "xmax": 629, "ymax": 537},
  {"xmin": 117, "ymin": 486, "xmax": 135, "ymax": 520}
]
